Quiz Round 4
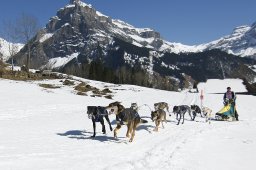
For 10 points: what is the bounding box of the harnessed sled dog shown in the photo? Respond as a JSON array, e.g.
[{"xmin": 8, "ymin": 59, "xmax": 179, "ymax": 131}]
[
  {"xmin": 190, "ymin": 105, "xmax": 202, "ymax": 118},
  {"xmin": 151, "ymin": 109, "xmax": 167, "ymax": 131},
  {"xmin": 87, "ymin": 106, "xmax": 113, "ymax": 138},
  {"xmin": 130, "ymin": 103, "xmax": 139, "ymax": 112},
  {"xmin": 201, "ymin": 106, "xmax": 212, "ymax": 122},
  {"xmin": 172, "ymin": 105, "xmax": 193, "ymax": 125},
  {"xmin": 154, "ymin": 102, "xmax": 170, "ymax": 113},
  {"xmin": 106, "ymin": 102, "xmax": 148, "ymax": 142}
]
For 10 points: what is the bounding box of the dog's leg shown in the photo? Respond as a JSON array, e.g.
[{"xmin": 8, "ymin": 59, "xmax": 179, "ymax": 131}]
[
  {"xmin": 105, "ymin": 115, "xmax": 113, "ymax": 131},
  {"xmin": 207, "ymin": 110, "xmax": 212, "ymax": 123},
  {"xmin": 156, "ymin": 121, "xmax": 160, "ymax": 131},
  {"xmin": 100, "ymin": 119, "xmax": 106, "ymax": 134},
  {"xmin": 129, "ymin": 121, "xmax": 135, "ymax": 137},
  {"xmin": 127, "ymin": 125, "xmax": 131, "ymax": 137},
  {"xmin": 188, "ymin": 109, "xmax": 193, "ymax": 120},
  {"xmin": 91, "ymin": 120, "xmax": 96, "ymax": 138},
  {"xmin": 114, "ymin": 124, "xmax": 122, "ymax": 139},
  {"xmin": 129, "ymin": 121, "xmax": 139, "ymax": 142},
  {"xmin": 235, "ymin": 110, "xmax": 239, "ymax": 121},
  {"xmin": 161, "ymin": 120, "xmax": 164, "ymax": 129},
  {"xmin": 199, "ymin": 111, "xmax": 203, "ymax": 118},
  {"xmin": 177, "ymin": 113, "xmax": 181, "ymax": 125},
  {"xmin": 182, "ymin": 113, "xmax": 185, "ymax": 124},
  {"xmin": 154, "ymin": 121, "xmax": 159, "ymax": 131},
  {"xmin": 129, "ymin": 129, "xmax": 135, "ymax": 142},
  {"xmin": 192, "ymin": 111, "xmax": 196, "ymax": 121},
  {"xmin": 205, "ymin": 112, "xmax": 208, "ymax": 122},
  {"xmin": 126, "ymin": 122, "xmax": 132, "ymax": 138}
]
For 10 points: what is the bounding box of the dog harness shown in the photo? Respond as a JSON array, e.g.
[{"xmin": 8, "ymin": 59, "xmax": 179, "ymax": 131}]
[
  {"xmin": 88, "ymin": 107, "xmax": 108, "ymax": 122},
  {"xmin": 116, "ymin": 110, "xmax": 140, "ymax": 124}
]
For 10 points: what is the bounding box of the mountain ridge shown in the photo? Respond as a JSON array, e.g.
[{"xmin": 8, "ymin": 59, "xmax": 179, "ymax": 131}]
[
  {"xmin": 1, "ymin": 1, "xmax": 255, "ymax": 59},
  {"xmin": 9, "ymin": 0, "xmax": 256, "ymax": 90}
]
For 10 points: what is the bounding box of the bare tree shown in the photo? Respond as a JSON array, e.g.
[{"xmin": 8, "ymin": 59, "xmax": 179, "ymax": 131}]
[
  {"xmin": 0, "ymin": 52, "xmax": 3, "ymax": 61},
  {"xmin": 2, "ymin": 20, "xmax": 19, "ymax": 71},
  {"xmin": 15, "ymin": 13, "xmax": 39, "ymax": 72}
]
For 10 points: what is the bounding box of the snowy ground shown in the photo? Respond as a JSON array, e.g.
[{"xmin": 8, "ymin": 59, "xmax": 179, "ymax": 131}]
[{"xmin": 0, "ymin": 78, "xmax": 255, "ymax": 170}]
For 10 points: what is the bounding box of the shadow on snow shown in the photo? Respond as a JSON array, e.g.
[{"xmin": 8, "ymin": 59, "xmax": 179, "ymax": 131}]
[{"xmin": 57, "ymin": 130, "xmax": 127, "ymax": 143}]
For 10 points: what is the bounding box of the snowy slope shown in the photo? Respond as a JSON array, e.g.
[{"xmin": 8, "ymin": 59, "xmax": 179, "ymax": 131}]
[
  {"xmin": 0, "ymin": 37, "xmax": 24, "ymax": 61},
  {"xmin": 0, "ymin": 77, "xmax": 255, "ymax": 170}
]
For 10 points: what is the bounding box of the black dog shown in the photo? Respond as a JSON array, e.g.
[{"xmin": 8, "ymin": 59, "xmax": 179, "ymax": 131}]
[
  {"xmin": 191, "ymin": 105, "xmax": 202, "ymax": 118},
  {"xmin": 87, "ymin": 106, "xmax": 113, "ymax": 138},
  {"xmin": 173, "ymin": 105, "xmax": 192, "ymax": 125}
]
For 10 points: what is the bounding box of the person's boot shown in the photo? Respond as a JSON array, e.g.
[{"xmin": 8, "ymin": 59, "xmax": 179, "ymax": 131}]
[{"xmin": 235, "ymin": 111, "xmax": 239, "ymax": 121}]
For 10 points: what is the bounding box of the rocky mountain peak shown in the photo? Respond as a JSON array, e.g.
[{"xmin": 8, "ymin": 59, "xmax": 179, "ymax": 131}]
[
  {"xmin": 246, "ymin": 22, "xmax": 256, "ymax": 37},
  {"xmin": 69, "ymin": 0, "xmax": 80, "ymax": 5},
  {"xmin": 251, "ymin": 22, "xmax": 256, "ymax": 28},
  {"xmin": 231, "ymin": 25, "xmax": 250, "ymax": 36}
]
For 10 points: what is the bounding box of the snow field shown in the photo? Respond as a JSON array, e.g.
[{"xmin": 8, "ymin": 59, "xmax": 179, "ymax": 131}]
[{"xmin": 0, "ymin": 78, "xmax": 255, "ymax": 170}]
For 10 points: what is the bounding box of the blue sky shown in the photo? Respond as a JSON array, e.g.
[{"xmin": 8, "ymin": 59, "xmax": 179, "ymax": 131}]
[{"xmin": 0, "ymin": 0, "xmax": 255, "ymax": 45}]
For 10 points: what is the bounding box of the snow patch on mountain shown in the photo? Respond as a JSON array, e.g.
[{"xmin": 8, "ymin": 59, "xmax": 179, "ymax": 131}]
[
  {"xmin": 0, "ymin": 38, "xmax": 24, "ymax": 61},
  {"xmin": 39, "ymin": 33, "xmax": 54, "ymax": 43},
  {"xmin": 42, "ymin": 52, "xmax": 79, "ymax": 69}
]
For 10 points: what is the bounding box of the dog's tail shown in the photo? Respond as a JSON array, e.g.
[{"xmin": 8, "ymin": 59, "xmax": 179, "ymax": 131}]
[{"xmin": 140, "ymin": 118, "xmax": 148, "ymax": 123}]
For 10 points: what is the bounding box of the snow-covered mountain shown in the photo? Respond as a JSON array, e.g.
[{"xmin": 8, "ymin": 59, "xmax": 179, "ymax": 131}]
[
  {"xmin": 14, "ymin": 0, "xmax": 201, "ymax": 67},
  {"xmin": 8, "ymin": 0, "xmax": 256, "ymax": 64},
  {"xmin": 37, "ymin": 1, "xmax": 256, "ymax": 58},
  {"xmin": 0, "ymin": 37, "xmax": 24, "ymax": 61},
  {"xmin": 12, "ymin": 0, "xmax": 256, "ymax": 90},
  {"xmin": 202, "ymin": 23, "xmax": 256, "ymax": 58}
]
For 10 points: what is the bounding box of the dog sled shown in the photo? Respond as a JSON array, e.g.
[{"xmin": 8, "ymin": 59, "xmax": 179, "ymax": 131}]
[{"xmin": 215, "ymin": 99, "xmax": 238, "ymax": 121}]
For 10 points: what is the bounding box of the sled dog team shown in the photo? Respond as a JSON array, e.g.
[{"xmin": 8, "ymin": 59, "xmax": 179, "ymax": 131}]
[{"xmin": 87, "ymin": 102, "xmax": 212, "ymax": 142}]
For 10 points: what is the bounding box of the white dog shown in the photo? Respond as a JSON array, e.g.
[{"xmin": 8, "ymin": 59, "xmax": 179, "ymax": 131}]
[{"xmin": 202, "ymin": 106, "xmax": 212, "ymax": 123}]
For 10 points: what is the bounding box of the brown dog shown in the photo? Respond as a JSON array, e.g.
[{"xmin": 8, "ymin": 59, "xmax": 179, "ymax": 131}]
[
  {"xmin": 154, "ymin": 102, "xmax": 170, "ymax": 113},
  {"xmin": 151, "ymin": 109, "xmax": 167, "ymax": 131},
  {"xmin": 106, "ymin": 102, "xmax": 147, "ymax": 142}
]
